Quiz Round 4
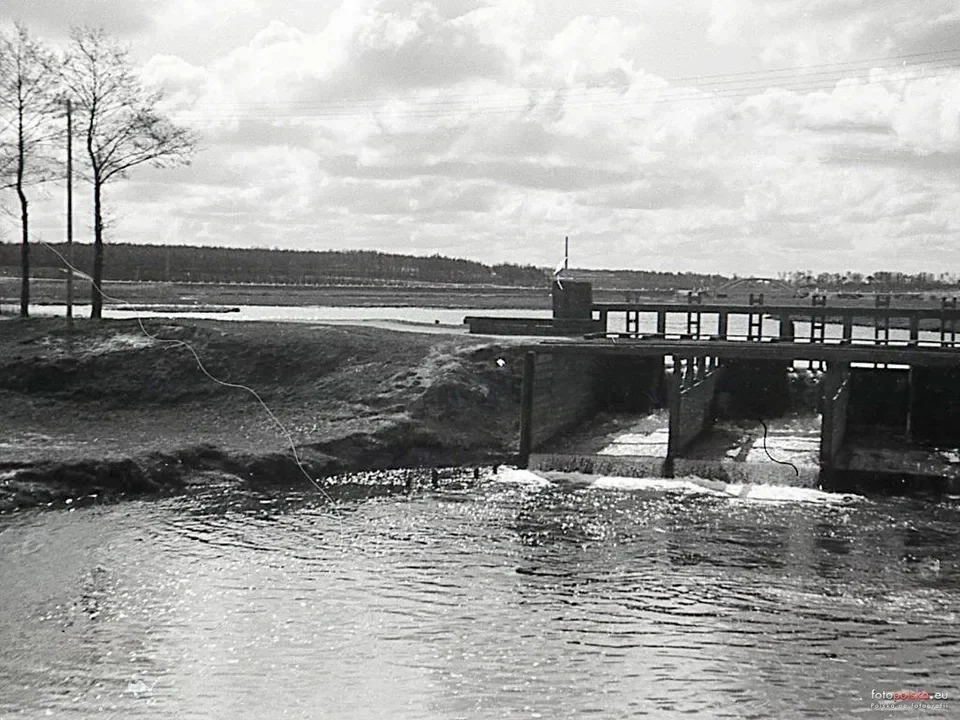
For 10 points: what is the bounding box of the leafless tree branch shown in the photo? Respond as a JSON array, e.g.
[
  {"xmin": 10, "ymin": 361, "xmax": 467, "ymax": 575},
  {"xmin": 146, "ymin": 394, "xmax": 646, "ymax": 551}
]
[
  {"xmin": 62, "ymin": 26, "xmax": 198, "ymax": 318},
  {"xmin": 0, "ymin": 22, "xmax": 62, "ymax": 316}
]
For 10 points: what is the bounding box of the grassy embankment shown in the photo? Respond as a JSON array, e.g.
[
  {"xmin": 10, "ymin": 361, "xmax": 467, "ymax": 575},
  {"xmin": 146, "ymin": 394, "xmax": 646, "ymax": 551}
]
[{"xmin": 0, "ymin": 318, "xmax": 528, "ymax": 510}]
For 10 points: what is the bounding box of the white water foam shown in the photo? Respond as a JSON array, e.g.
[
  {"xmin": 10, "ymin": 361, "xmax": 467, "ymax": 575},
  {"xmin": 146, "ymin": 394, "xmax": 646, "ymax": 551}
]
[
  {"xmin": 574, "ymin": 473, "xmax": 862, "ymax": 504},
  {"xmin": 718, "ymin": 482, "xmax": 864, "ymax": 504},
  {"xmin": 492, "ymin": 468, "xmax": 554, "ymax": 487},
  {"xmin": 589, "ymin": 475, "xmax": 728, "ymax": 496},
  {"xmin": 496, "ymin": 469, "xmax": 864, "ymax": 505}
]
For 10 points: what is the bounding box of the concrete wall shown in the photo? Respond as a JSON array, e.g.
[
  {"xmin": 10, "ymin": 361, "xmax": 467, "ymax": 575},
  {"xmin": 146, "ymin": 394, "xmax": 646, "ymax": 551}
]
[
  {"xmin": 847, "ymin": 368, "xmax": 908, "ymax": 429},
  {"xmin": 667, "ymin": 361, "xmax": 722, "ymax": 471},
  {"xmin": 519, "ymin": 351, "xmax": 666, "ymax": 461},
  {"xmin": 909, "ymin": 367, "xmax": 960, "ymax": 446},
  {"xmin": 594, "ymin": 356, "xmax": 665, "ymax": 412},
  {"xmin": 820, "ymin": 363, "xmax": 850, "ymax": 470},
  {"xmin": 464, "ymin": 316, "xmax": 604, "ymax": 336},
  {"xmin": 464, "ymin": 317, "xmax": 551, "ymax": 335},
  {"xmin": 526, "ymin": 352, "xmax": 601, "ymax": 451},
  {"xmin": 551, "ymin": 280, "xmax": 593, "ymax": 319},
  {"xmin": 716, "ymin": 360, "xmax": 790, "ymax": 418}
]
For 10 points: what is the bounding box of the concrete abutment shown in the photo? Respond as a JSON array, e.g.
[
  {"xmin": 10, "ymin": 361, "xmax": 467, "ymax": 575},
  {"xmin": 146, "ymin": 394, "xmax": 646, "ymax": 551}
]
[{"xmin": 520, "ymin": 349, "xmax": 960, "ymax": 489}]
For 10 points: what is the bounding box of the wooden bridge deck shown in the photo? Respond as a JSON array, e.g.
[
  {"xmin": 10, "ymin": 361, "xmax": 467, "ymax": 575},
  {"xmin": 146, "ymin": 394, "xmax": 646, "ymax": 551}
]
[{"xmin": 530, "ymin": 336, "xmax": 960, "ymax": 367}]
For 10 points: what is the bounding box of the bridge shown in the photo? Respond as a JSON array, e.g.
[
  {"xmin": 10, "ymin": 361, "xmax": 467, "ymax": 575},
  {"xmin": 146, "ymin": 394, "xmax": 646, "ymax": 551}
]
[{"xmin": 483, "ymin": 281, "xmax": 960, "ymax": 493}]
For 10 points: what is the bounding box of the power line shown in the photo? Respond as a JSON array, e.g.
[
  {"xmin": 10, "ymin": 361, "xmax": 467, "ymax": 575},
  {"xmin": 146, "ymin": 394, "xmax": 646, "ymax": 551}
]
[
  {"xmin": 653, "ymin": 45, "xmax": 960, "ymax": 83},
  {"xmin": 178, "ymin": 46, "xmax": 960, "ymax": 113},
  {"xmin": 163, "ymin": 52, "xmax": 960, "ymax": 122},
  {"xmin": 168, "ymin": 65, "xmax": 960, "ymax": 123}
]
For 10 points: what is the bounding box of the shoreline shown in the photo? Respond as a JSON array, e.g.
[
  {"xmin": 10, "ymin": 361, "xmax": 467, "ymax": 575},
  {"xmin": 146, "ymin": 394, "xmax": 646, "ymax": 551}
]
[{"xmin": 0, "ymin": 318, "xmax": 527, "ymax": 511}]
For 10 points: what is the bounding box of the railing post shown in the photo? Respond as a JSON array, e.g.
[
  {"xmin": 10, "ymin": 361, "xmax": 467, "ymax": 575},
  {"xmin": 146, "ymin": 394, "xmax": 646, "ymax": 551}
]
[
  {"xmin": 718, "ymin": 311, "xmax": 728, "ymax": 340},
  {"xmin": 597, "ymin": 308, "xmax": 608, "ymax": 333},
  {"xmin": 686, "ymin": 291, "xmax": 702, "ymax": 339},
  {"xmin": 875, "ymin": 294, "xmax": 891, "ymax": 368},
  {"xmin": 842, "ymin": 315, "xmax": 853, "ymax": 344},
  {"xmin": 941, "ymin": 297, "xmax": 956, "ymax": 347},
  {"xmin": 810, "ymin": 294, "xmax": 827, "ymax": 370},
  {"xmin": 748, "ymin": 292, "xmax": 764, "ymax": 341},
  {"xmin": 778, "ymin": 313, "xmax": 794, "ymax": 342}
]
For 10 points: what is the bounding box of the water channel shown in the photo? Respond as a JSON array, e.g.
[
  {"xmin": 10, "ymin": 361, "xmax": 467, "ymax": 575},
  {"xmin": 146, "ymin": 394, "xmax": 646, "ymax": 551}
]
[
  {"xmin": 7, "ymin": 305, "xmax": 959, "ymax": 717},
  {"xmin": 1, "ymin": 471, "xmax": 957, "ymax": 719}
]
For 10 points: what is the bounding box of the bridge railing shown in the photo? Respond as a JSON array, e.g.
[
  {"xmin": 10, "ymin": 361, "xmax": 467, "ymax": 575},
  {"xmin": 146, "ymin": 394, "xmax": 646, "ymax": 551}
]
[{"xmin": 591, "ymin": 295, "xmax": 960, "ymax": 350}]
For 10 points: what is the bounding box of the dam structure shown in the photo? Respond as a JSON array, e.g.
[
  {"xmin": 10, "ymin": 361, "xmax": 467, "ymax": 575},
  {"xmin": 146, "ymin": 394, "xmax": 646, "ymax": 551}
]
[{"xmin": 503, "ymin": 281, "xmax": 960, "ymax": 493}]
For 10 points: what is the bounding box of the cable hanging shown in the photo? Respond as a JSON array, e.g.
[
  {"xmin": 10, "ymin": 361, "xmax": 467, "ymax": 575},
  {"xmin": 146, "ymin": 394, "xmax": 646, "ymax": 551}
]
[
  {"xmin": 38, "ymin": 240, "xmax": 339, "ymax": 507},
  {"xmin": 757, "ymin": 417, "xmax": 800, "ymax": 478}
]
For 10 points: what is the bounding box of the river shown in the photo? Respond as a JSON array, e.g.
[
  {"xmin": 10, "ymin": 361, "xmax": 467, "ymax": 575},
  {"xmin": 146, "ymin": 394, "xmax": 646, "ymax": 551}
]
[
  {"xmin": 1, "ymin": 470, "xmax": 957, "ymax": 719},
  {"xmin": 25, "ymin": 304, "xmax": 948, "ymax": 348}
]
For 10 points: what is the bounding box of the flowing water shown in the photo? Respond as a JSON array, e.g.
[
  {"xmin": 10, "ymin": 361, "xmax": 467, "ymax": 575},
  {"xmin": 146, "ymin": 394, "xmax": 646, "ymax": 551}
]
[{"xmin": 1, "ymin": 470, "xmax": 958, "ymax": 719}]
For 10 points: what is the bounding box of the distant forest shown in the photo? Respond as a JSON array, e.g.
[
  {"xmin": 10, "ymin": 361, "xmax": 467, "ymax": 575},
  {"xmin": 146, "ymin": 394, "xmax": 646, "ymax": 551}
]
[
  {"xmin": 570, "ymin": 268, "xmax": 729, "ymax": 291},
  {"xmin": 779, "ymin": 270, "xmax": 960, "ymax": 292},
  {"xmin": 0, "ymin": 243, "xmax": 550, "ymax": 286},
  {"xmin": 2, "ymin": 242, "xmax": 956, "ymax": 292}
]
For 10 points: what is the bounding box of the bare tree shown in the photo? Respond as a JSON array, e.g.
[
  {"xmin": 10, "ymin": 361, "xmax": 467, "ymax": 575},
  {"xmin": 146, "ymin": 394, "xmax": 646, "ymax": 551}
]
[
  {"xmin": 0, "ymin": 22, "xmax": 60, "ymax": 317},
  {"xmin": 61, "ymin": 27, "xmax": 196, "ymax": 319}
]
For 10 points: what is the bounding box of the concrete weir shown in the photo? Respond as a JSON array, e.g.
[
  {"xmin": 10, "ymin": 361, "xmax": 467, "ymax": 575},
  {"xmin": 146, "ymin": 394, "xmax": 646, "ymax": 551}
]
[
  {"xmin": 522, "ymin": 354, "xmax": 824, "ymax": 487},
  {"xmin": 529, "ymin": 410, "xmax": 822, "ymax": 486},
  {"xmin": 519, "ymin": 348, "xmax": 960, "ymax": 492},
  {"xmin": 512, "ymin": 282, "xmax": 960, "ymax": 493}
]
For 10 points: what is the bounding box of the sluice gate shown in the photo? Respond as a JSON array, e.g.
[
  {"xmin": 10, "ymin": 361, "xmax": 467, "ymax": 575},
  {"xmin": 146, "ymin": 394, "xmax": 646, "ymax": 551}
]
[{"xmin": 512, "ymin": 284, "xmax": 960, "ymax": 493}]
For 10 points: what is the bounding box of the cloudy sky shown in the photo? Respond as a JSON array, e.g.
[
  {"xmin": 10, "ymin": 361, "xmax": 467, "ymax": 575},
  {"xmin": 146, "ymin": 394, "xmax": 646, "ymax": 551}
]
[{"xmin": 1, "ymin": 0, "xmax": 959, "ymax": 275}]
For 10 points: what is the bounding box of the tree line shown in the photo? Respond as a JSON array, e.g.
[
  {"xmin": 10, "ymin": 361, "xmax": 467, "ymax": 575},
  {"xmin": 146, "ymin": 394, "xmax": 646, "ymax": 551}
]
[
  {"xmin": 0, "ymin": 23, "xmax": 195, "ymax": 318},
  {"xmin": 780, "ymin": 270, "xmax": 960, "ymax": 292},
  {"xmin": 571, "ymin": 268, "xmax": 729, "ymax": 292},
  {"xmin": 0, "ymin": 242, "xmax": 550, "ymax": 286}
]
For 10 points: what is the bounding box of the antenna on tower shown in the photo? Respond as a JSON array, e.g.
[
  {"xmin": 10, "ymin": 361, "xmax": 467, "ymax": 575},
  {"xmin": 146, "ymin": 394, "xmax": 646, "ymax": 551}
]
[{"xmin": 553, "ymin": 235, "xmax": 569, "ymax": 290}]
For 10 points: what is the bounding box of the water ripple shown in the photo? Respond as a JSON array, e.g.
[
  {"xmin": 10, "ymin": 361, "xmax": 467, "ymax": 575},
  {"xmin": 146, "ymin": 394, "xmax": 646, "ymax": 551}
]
[{"xmin": 1, "ymin": 471, "xmax": 959, "ymax": 718}]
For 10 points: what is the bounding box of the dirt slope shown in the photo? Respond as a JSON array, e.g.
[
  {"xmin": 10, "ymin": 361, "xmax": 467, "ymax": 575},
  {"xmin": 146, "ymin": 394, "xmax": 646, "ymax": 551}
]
[{"xmin": 0, "ymin": 318, "xmax": 526, "ymax": 509}]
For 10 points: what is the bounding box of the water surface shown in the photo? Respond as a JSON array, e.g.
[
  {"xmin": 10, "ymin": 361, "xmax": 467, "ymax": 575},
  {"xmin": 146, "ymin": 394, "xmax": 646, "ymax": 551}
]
[{"xmin": 1, "ymin": 472, "xmax": 957, "ymax": 719}]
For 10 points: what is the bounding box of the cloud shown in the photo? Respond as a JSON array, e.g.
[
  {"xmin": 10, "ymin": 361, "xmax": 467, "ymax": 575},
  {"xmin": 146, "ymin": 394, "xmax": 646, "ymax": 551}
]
[
  {"xmin": 0, "ymin": 0, "xmax": 162, "ymax": 37},
  {"xmin": 127, "ymin": 0, "xmax": 960, "ymax": 275},
  {"xmin": 707, "ymin": 0, "xmax": 960, "ymax": 64},
  {"xmin": 541, "ymin": 15, "xmax": 644, "ymax": 87},
  {"xmin": 10, "ymin": 0, "xmax": 960, "ymax": 278}
]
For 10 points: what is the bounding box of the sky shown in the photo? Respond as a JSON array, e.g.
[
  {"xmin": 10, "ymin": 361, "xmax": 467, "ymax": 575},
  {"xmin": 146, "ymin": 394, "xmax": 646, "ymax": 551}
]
[{"xmin": 1, "ymin": 0, "xmax": 959, "ymax": 276}]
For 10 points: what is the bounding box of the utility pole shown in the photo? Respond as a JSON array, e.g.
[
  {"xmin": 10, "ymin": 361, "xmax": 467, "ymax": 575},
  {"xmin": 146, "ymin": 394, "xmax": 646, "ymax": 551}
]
[
  {"xmin": 65, "ymin": 98, "xmax": 73, "ymax": 321},
  {"xmin": 564, "ymin": 235, "xmax": 569, "ymax": 270}
]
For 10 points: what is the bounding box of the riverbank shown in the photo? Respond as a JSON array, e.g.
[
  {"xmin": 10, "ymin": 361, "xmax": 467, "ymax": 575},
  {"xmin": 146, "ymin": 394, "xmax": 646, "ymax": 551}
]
[{"xmin": 0, "ymin": 318, "xmax": 528, "ymax": 511}]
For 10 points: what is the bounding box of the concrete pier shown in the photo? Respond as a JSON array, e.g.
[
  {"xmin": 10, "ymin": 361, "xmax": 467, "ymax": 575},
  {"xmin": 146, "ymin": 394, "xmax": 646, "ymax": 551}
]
[
  {"xmin": 521, "ymin": 339, "xmax": 960, "ymax": 492},
  {"xmin": 494, "ymin": 282, "xmax": 960, "ymax": 492},
  {"xmin": 518, "ymin": 338, "xmax": 960, "ymax": 492}
]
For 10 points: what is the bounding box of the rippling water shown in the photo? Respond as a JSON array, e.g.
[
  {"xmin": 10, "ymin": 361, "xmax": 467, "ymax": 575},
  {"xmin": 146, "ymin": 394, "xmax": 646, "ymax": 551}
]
[{"xmin": 1, "ymin": 471, "xmax": 958, "ymax": 719}]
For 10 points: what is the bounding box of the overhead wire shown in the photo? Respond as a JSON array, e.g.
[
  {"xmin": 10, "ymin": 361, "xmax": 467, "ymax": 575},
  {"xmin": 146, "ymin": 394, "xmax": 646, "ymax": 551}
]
[
  {"xmin": 37, "ymin": 240, "xmax": 341, "ymax": 513},
  {"xmin": 164, "ymin": 48, "xmax": 960, "ymax": 122},
  {"xmin": 184, "ymin": 46, "xmax": 960, "ymax": 109}
]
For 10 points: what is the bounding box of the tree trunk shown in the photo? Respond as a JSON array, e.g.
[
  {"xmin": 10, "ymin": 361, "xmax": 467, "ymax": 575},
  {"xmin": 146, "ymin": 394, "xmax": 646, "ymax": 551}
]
[
  {"xmin": 17, "ymin": 101, "xmax": 28, "ymax": 318},
  {"xmin": 18, "ymin": 188, "xmax": 28, "ymax": 317},
  {"xmin": 91, "ymin": 180, "xmax": 104, "ymax": 319}
]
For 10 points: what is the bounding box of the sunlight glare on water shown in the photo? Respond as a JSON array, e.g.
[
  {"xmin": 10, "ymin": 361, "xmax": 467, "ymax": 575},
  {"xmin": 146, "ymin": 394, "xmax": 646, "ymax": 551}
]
[{"xmin": 0, "ymin": 470, "xmax": 958, "ymax": 719}]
